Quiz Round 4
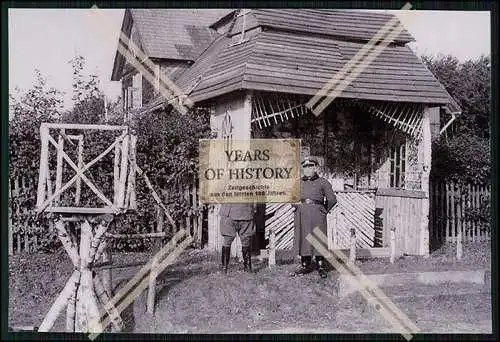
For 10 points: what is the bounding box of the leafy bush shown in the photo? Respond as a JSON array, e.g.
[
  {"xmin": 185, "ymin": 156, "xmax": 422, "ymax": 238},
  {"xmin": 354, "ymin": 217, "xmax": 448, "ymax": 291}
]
[
  {"xmin": 431, "ymin": 133, "xmax": 490, "ymax": 185},
  {"xmin": 9, "ymin": 57, "xmax": 213, "ymax": 253}
]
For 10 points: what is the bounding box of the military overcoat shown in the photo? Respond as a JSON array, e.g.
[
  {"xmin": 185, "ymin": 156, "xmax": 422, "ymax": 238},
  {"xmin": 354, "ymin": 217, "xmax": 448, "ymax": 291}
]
[{"xmin": 293, "ymin": 174, "xmax": 337, "ymax": 256}]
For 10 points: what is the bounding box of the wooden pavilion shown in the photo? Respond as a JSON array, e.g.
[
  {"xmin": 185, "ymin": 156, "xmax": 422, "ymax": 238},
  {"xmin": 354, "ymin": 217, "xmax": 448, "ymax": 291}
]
[{"xmin": 111, "ymin": 9, "xmax": 461, "ymax": 259}]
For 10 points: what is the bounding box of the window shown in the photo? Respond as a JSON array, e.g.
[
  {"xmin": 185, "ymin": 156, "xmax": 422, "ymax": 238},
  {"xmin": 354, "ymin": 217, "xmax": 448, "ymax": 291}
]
[{"xmin": 390, "ymin": 143, "xmax": 406, "ymax": 188}]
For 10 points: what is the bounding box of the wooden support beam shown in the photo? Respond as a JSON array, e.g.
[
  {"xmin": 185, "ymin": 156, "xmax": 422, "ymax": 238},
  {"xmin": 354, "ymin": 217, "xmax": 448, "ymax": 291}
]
[
  {"xmin": 349, "ymin": 228, "xmax": 356, "ymax": 262},
  {"xmin": 44, "ymin": 123, "xmax": 129, "ymax": 131},
  {"xmin": 129, "ymin": 135, "xmax": 137, "ymax": 210},
  {"xmin": 117, "ymin": 135, "xmax": 129, "ymax": 209},
  {"xmin": 75, "ymin": 136, "xmax": 84, "ymax": 205},
  {"xmin": 46, "ymin": 162, "xmax": 53, "ymax": 207},
  {"xmin": 93, "ymin": 275, "xmax": 123, "ymax": 332},
  {"xmin": 268, "ymin": 229, "xmax": 276, "ymax": 268},
  {"xmin": 38, "ymin": 270, "xmax": 81, "ymax": 332},
  {"xmin": 55, "ymin": 131, "xmax": 65, "ymax": 204},
  {"xmin": 113, "ymin": 144, "xmax": 121, "ymax": 207},
  {"xmin": 77, "ymin": 220, "xmax": 102, "ymax": 333},
  {"xmin": 390, "ymin": 227, "xmax": 396, "ymax": 263},
  {"xmin": 45, "ymin": 207, "xmax": 119, "ymax": 214},
  {"xmin": 92, "ymin": 260, "xmax": 147, "ymax": 271},
  {"xmin": 36, "ymin": 124, "xmax": 49, "ymax": 209}
]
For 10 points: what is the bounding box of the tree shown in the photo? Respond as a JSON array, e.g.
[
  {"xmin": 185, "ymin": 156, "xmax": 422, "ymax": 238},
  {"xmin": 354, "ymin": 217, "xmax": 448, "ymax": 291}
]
[
  {"xmin": 62, "ymin": 55, "xmax": 106, "ymax": 124},
  {"xmin": 423, "ymin": 54, "xmax": 491, "ymax": 233},
  {"xmin": 421, "ymin": 54, "xmax": 490, "ymax": 139},
  {"xmin": 9, "ymin": 70, "xmax": 66, "ymax": 252},
  {"xmin": 422, "ymin": 54, "xmax": 491, "ymax": 184},
  {"xmin": 9, "ymin": 69, "xmax": 64, "ymax": 179}
]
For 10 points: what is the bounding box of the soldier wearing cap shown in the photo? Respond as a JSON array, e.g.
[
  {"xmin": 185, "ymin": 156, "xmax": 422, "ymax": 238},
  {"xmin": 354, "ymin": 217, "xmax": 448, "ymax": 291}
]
[
  {"xmin": 292, "ymin": 156, "xmax": 337, "ymax": 278},
  {"xmin": 219, "ymin": 203, "xmax": 257, "ymax": 273}
]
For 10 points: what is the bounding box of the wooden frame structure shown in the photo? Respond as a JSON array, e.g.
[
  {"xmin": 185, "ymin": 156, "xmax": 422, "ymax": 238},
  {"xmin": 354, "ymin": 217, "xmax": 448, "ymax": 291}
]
[
  {"xmin": 35, "ymin": 123, "xmax": 139, "ymax": 333},
  {"xmin": 36, "ymin": 123, "xmax": 137, "ymax": 215}
]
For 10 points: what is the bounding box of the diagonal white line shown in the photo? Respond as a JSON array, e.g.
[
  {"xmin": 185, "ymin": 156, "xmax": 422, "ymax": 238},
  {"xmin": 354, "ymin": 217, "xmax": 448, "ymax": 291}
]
[
  {"xmin": 306, "ymin": 3, "xmax": 413, "ymax": 116},
  {"xmin": 38, "ymin": 131, "xmax": 127, "ymax": 212},
  {"xmin": 87, "ymin": 6, "xmax": 193, "ymax": 115},
  {"xmin": 312, "ymin": 21, "xmax": 411, "ymax": 116},
  {"xmin": 312, "ymin": 26, "xmax": 410, "ymax": 115},
  {"xmin": 309, "ymin": 227, "xmax": 420, "ymax": 335},
  {"xmin": 306, "ymin": 5, "xmax": 409, "ymax": 108},
  {"xmin": 87, "ymin": 232, "xmax": 192, "ymax": 339},
  {"xmin": 46, "ymin": 135, "xmax": 117, "ymax": 210},
  {"xmin": 306, "ymin": 232, "xmax": 416, "ymax": 339}
]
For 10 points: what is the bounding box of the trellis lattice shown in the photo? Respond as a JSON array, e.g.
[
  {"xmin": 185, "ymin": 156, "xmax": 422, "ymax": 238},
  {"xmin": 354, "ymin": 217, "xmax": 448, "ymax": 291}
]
[
  {"xmin": 356, "ymin": 100, "xmax": 425, "ymax": 139},
  {"xmin": 251, "ymin": 94, "xmax": 310, "ymax": 129}
]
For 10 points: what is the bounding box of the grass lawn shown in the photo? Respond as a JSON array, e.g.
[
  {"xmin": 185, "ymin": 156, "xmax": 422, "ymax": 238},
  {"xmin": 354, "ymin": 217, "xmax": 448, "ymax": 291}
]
[{"xmin": 8, "ymin": 240, "xmax": 491, "ymax": 334}]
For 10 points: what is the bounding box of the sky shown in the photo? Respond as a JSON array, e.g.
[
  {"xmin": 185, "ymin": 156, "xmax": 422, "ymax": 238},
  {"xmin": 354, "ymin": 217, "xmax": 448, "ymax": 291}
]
[{"xmin": 8, "ymin": 9, "xmax": 491, "ymax": 110}]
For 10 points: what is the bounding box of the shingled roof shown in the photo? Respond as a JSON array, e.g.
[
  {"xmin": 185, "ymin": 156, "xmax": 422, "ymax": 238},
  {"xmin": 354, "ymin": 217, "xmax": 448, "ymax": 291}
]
[
  {"xmin": 120, "ymin": 9, "xmax": 460, "ymax": 114},
  {"xmin": 111, "ymin": 9, "xmax": 234, "ymax": 80},
  {"xmin": 176, "ymin": 28, "xmax": 456, "ymax": 109},
  {"xmin": 229, "ymin": 9, "xmax": 415, "ymax": 45}
]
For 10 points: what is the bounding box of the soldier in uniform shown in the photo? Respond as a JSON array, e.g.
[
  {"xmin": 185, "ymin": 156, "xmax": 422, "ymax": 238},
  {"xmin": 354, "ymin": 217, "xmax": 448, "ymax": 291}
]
[
  {"xmin": 292, "ymin": 157, "xmax": 337, "ymax": 278},
  {"xmin": 219, "ymin": 203, "xmax": 256, "ymax": 273}
]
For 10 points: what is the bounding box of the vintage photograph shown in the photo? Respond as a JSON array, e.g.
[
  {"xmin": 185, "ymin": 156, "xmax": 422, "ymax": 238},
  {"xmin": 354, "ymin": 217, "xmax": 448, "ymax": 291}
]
[{"xmin": 7, "ymin": 6, "xmax": 491, "ymax": 336}]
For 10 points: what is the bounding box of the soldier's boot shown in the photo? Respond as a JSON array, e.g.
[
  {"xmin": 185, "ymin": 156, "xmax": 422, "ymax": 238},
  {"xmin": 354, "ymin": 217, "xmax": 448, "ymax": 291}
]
[
  {"xmin": 221, "ymin": 246, "xmax": 231, "ymax": 274},
  {"xmin": 242, "ymin": 247, "xmax": 252, "ymax": 273},
  {"xmin": 316, "ymin": 256, "xmax": 328, "ymax": 278},
  {"xmin": 294, "ymin": 256, "xmax": 314, "ymax": 276}
]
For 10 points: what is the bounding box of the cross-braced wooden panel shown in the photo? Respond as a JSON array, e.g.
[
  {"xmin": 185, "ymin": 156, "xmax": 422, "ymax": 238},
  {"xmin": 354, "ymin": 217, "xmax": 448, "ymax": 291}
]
[
  {"xmin": 35, "ymin": 123, "xmax": 137, "ymax": 215},
  {"xmin": 265, "ymin": 203, "xmax": 295, "ymax": 250},
  {"xmin": 328, "ymin": 191, "xmax": 376, "ymax": 249}
]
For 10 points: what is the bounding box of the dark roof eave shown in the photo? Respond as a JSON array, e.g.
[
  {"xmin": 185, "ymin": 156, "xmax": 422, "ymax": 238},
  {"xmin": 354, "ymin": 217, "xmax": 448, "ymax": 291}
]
[
  {"xmin": 187, "ymin": 82, "xmax": 453, "ymax": 108},
  {"xmin": 259, "ymin": 25, "xmax": 415, "ymax": 46}
]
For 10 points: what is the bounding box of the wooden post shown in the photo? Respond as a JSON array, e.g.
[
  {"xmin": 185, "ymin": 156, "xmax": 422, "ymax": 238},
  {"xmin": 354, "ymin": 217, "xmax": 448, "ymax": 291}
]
[
  {"xmin": 76, "ymin": 220, "xmax": 102, "ymax": 333},
  {"xmin": 93, "ymin": 276, "xmax": 124, "ymax": 332},
  {"xmin": 102, "ymin": 247, "xmax": 112, "ymax": 298},
  {"xmin": 349, "ymin": 228, "xmax": 356, "ymax": 262},
  {"xmin": 390, "ymin": 227, "xmax": 396, "ymax": 264},
  {"xmin": 147, "ymin": 205, "xmax": 163, "ymax": 314},
  {"xmin": 66, "ymin": 274, "xmax": 77, "ymax": 332},
  {"xmin": 117, "ymin": 135, "xmax": 129, "ymax": 208},
  {"xmin": 55, "ymin": 130, "xmax": 65, "ymax": 204},
  {"xmin": 129, "ymin": 135, "xmax": 137, "ymax": 210},
  {"xmin": 114, "ymin": 144, "xmax": 121, "ymax": 207},
  {"xmin": 75, "ymin": 136, "xmax": 84, "ymax": 205},
  {"xmin": 184, "ymin": 184, "xmax": 191, "ymax": 236},
  {"xmin": 456, "ymin": 225, "xmax": 463, "ymax": 260},
  {"xmin": 36, "ymin": 125, "xmax": 49, "ymax": 209},
  {"xmin": 269, "ymin": 228, "xmax": 276, "ymax": 268},
  {"xmin": 419, "ymin": 107, "xmax": 433, "ymax": 257},
  {"xmin": 38, "ymin": 270, "xmax": 81, "ymax": 332}
]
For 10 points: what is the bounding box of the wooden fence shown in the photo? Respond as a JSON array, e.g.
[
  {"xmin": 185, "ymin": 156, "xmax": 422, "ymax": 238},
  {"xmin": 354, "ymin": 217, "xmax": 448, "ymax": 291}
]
[
  {"xmin": 8, "ymin": 176, "xmax": 204, "ymax": 255},
  {"xmin": 430, "ymin": 181, "xmax": 491, "ymax": 243}
]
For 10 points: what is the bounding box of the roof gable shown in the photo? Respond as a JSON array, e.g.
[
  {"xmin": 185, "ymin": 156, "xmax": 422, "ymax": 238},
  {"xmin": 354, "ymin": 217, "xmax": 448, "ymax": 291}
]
[{"xmin": 111, "ymin": 9, "xmax": 235, "ymax": 81}]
